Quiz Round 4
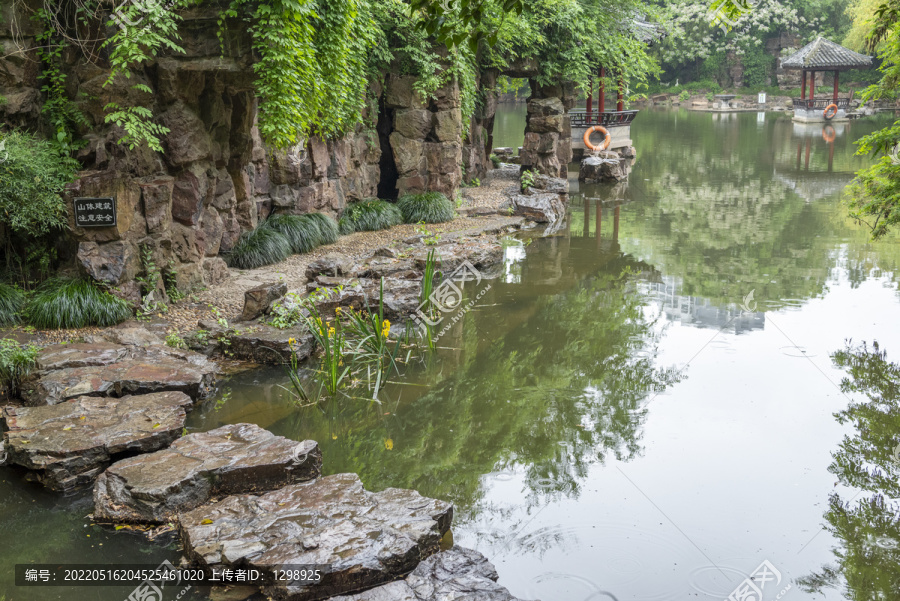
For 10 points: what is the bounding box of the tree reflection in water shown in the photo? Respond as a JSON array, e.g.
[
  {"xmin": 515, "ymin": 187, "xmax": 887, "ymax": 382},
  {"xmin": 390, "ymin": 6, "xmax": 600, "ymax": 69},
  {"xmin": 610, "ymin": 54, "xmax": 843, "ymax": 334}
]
[{"xmin": 799, "ymin": 341, "xmax": 900, "ymax": 599}]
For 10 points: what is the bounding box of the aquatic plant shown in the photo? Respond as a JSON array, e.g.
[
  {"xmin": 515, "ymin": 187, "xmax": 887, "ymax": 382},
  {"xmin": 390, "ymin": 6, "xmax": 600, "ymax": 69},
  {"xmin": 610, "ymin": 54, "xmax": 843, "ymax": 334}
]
[
  {"xmin": 305, "ymin": 213, "xmax": 340, "ymax": 245},
  {"xmin": 342, "ymin": 278, "xmax": 405, "ymax": 395},
  {"xmin": 264, "ymin": 214, "xmax": 322, "ymax": 254},
  {"xmin": 0, "ymin": 283, "xmax": 24, "ymax": 326},
  {"xmin": 340, "ymin": 199, "xmax": 403, "ymax": 233},
  {"xmin": 24, "ymin": 278, "xmax": 132, "ymax": 329},
  {"xmin": 226, "ymin": 226, "xmax": 292, "ymax": 269},
  {"xmin": 397, "ymin": 192, "xmax": 456, "ymax": 224},
  {"xmin": 0, "ymin": 338, "xmax": 39, "ymax": 398}
]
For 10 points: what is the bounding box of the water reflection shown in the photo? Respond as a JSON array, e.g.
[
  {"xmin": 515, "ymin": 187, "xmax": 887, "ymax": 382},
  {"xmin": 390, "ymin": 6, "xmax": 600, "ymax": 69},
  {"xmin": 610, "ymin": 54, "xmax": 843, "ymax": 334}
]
[{"xmin": 799, "ymin": 341, "xmax": 900, "ymax": 599}]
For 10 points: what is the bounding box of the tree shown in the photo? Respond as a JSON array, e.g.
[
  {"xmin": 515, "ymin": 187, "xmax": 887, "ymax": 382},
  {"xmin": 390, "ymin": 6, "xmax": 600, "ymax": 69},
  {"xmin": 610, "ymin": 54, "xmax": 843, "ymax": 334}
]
[{"xmin": 845, "ymin": 0, "xmax": 900, "ymax": 239}]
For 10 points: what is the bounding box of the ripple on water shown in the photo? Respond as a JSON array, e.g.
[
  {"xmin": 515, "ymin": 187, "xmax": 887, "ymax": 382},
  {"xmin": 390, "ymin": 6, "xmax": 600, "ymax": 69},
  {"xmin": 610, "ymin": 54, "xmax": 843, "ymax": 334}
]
[
  {"xmin": 780, "ymin": 345, "xmax": 816, "ymax": 358},
  {"xmin": 529, "ymin": 573, "xmax": 621, "ymax": 601},
  {"xmin": 688, "ymin": 565, "xmax": 749, "ymax": 597}
]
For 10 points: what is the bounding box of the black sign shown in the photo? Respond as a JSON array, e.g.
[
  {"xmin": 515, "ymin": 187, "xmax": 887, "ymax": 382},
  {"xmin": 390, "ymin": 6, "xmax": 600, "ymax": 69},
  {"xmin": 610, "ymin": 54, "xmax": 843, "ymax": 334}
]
[{"xmin": 74, "ymin": 197, "xmax": 116, "ymax": 228}]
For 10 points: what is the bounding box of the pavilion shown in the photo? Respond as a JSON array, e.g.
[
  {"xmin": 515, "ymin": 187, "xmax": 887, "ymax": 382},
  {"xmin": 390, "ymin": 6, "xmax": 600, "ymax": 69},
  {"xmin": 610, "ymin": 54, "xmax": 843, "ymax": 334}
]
[{"xmin": 781, "ymin": 36, "xmax": 872, "ymax": 123}]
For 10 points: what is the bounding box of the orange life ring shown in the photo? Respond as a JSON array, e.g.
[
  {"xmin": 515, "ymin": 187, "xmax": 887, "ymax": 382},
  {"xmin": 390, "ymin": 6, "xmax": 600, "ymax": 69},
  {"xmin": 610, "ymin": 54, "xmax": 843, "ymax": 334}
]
[
  {"xmin": 823, "ymin": 103, "xmax": 838, "ymax": 120},
  {"xmin": 822, "ymin": 125, "xmax": 836, "ymax": 143},
  {"xmin": 583, "ymin": 125, "xmax": 611, "ymax": 151}
]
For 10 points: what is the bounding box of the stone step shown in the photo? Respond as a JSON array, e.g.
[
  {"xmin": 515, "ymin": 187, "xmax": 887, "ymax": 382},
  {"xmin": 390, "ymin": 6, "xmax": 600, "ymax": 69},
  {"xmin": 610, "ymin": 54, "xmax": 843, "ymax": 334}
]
[
  {"xmin": 178, "ymin": 473, "xmax": 453, "ymax": 601},
  {"xmin": 24, "ymin": 346, "xmax": 217, "ymax": 406},
  {"xmin": 326, "ymin": 546, "xmax": 535, "ymax": 601},
  {"xmin": 93, "ymin": 423, "xmax": 321, "ymax": 523},
  {"xmin": 1, "ymin": 391, "xmax": 193, "ymax": 493}
]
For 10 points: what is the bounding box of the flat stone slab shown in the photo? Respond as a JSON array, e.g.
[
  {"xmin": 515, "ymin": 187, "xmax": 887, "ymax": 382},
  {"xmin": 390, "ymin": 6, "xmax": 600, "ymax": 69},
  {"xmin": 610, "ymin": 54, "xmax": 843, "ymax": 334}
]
[
  {"xmin": 94, "ymin": 423, "xmax": 321, "ymax": 523},
  {"xmin": 1, "ymin": 392, "xmax": 192, "ymax": 493},
  {"xmin": 327, "ymin": 546, "xmax": 532, "ymax": 601},
  {"xmin": 228, "ymin": 325, "xmax": 314, "ymax": 364},
  {"xmin": 179, "ymin": 473, "xmax": 453, "ymax": 601},
  {"xmin": 24, "ymin": 346, "xmax": 217, "ymax": 406},
  {"xmin": 36, "ymin": 342, "xmax": 128, "ymax": 371}
]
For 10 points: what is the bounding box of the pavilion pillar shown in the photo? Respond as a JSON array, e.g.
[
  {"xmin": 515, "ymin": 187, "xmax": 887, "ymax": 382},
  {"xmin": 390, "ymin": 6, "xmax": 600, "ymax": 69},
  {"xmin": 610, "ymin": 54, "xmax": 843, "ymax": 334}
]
[
  {"xmin": 800, "ymin": 71, "xmax": 807, "ymax": 100},
  {"xmin": 586, "ymin": 78, "xmax": 593, "ymax": 119},
  {"xmin": 833, "ymin": 71, "xmax": 839, "ymax": 102},
  {"xmin": 613, "ymin": 206, "xmax": 620, "ymax": 241},
  {"xmin": 617, "ymin": 73, "xmax": 624, "ymax": 111},
  {"xmin": 598, "ymin": 67, "xmax": 606, "ymax": 113},
  {"xmin": 809, "ymin": 70, "xmax": 815, "ymax": 101}
]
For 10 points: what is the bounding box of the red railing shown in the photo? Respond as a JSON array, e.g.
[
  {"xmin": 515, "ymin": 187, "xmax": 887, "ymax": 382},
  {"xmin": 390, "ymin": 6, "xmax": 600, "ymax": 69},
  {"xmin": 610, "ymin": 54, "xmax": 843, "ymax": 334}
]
[{"xmin": 569, "ymin": 110, "xmax": 639, "ymax": 128}]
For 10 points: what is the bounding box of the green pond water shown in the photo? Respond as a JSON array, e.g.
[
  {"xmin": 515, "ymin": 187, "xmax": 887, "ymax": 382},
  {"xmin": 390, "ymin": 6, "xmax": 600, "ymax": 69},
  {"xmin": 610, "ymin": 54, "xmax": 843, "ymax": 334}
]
[{"xmin": 3, "ymin": 105, "xmax": 900, "ymax": 601}]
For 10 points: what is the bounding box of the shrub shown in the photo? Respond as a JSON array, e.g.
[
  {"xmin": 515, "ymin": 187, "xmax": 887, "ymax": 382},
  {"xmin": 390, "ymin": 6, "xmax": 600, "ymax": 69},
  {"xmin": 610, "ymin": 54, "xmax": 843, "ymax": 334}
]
[
  {"xmin": 25, "ymin": 278, "xmax": 132, "ymax": 329},
  {"xmin": 0, "ymin": 283, "xmax": 25, "ymax": 326},
  {"xmin": 264, "ymin": 214, "xmax": 322, "ymax": 254},
  {"xmin": 397, "ymin": 192, "xmax": 455, "ymax": 224},
  {"xmin": 678, "ymin": 90, "xmax": 690, "ymax": 102},
  {"xmin": 305, "ymin": 213, "xmax": 339, "ymax": 245},
  {"xmin": 0, "ymin": 131, "xmax": 79, "ymax": 284},
  {"xmin": 0, "ymin": 338, "xmax": 39, "ymax": 398},
  {"xmin": 226, "ymin": 226, "xmax": 292, "ymax": 269},
  {"xmin": 489, "ymin": 153, "xmax": 501, "ymax": 168},
  {"xmin": 340, "ymin": 199, "xmax": 403, "ymax": 233}
]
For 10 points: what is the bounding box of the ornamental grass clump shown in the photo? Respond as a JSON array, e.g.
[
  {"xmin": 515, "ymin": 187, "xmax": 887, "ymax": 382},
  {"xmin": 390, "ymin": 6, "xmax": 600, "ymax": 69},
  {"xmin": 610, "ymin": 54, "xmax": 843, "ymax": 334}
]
[
  {"xmin": 0, "ymin": 283, "xmax": 25, "ymax": 326},
  {"xmin": 397, "ymin": 191, "xmax": 455, "ymax": 224},
  {"xmin": 25, "ymin": 278, "xmax": 132, "ymax": 329},
  {"xmin": 305, "ymin": 213, "xmax": 339, "ymax": 245},
  {"xmin": 226, "ymin": 226, "xmax": 292, "ymax": 269},
  {"xmin": 264, "ymin": 214, "xmax": 322, "ymax": 254},
  {"xmin": 0, "ymin": 338, "xmax": 39, "ymax": 398},
  {"xmin": 340, "ymin": 199, "xmax": 403, "ymax": 233}
]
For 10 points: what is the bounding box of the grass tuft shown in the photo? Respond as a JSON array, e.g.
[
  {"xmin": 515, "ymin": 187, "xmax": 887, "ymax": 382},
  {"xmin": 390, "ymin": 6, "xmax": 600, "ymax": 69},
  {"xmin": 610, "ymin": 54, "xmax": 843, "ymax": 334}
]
[
  {"xmin": 340, "ymin": 199, "xmax": 403, "ymax": 233},
  {"xmin": 25, "ymin": 278, "xmax": 132, "ymax": 329},
  {"xmin": 226, "ymin": 226, "xmax": 292, "ymax": 269},
  {"xmin": 306, "ymin": 213, "xmax": 339, "ymax": 245},
  {"xmin": 0, "ymin": 283, "xmax": 25, "ymax": 326},
  {"xmin": 264, "ymin": 214, "xmax": 322, "ymax": 254},
  {"xmin": 397, "ymin": 191, "xmax": 456, "ymax": 224}
]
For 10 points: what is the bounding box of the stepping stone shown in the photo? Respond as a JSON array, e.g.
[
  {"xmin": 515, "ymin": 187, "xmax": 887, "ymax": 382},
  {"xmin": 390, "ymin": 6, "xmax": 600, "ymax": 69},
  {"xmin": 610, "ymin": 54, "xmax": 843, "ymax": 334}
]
[
  {"xmin": 327, "ymin": 546, "xmax": 533, "ymax": 601},
  {"xmin": 93, "ymin": 423, "xmax": 321, "ymax": 523},
  {"xmin": 24, "ymin": 346, "xmax": 217, "ymax": 406},
  {"xmin": 178, "ymin": 473, "xmax": 453, "ymax": 601},
  {"xmin": 0, "ymin": 391, "xmax": 192, "ymax": 493},
  {"xmin": 36, "ymin": 342, "xmax": 127, "ymax": 371},
  {"xmin": 227, "ymin": 325, "xmax": 314, "ymax": 364}
]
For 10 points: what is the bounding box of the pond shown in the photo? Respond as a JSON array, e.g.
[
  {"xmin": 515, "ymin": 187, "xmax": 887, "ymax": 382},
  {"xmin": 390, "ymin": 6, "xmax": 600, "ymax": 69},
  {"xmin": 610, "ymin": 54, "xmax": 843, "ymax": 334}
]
[{"xmin": 3, "ymin": 105, "xmax": 900, "ymax": 601}]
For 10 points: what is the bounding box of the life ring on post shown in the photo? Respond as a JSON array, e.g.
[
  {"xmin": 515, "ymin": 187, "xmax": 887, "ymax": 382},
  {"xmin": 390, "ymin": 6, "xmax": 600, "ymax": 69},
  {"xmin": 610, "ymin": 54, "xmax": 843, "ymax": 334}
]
[
  {"xmin": 583, "ymin": 125, "xmax": 611, "ymax": 151},
  {"xmin": 822, "ymin": 125, "xmax": 836, "ymax": 143},
  {"xmin": 823, "ymin": 103, "xmax": 838, "ymax": 120}
]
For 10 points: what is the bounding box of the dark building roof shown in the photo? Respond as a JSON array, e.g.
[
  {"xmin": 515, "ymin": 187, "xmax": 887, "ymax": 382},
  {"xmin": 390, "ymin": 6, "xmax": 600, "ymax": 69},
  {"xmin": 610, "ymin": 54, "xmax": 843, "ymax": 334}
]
[{"xmin": 781, "ymin": 36, "xmax": 873, "ymax": 71}]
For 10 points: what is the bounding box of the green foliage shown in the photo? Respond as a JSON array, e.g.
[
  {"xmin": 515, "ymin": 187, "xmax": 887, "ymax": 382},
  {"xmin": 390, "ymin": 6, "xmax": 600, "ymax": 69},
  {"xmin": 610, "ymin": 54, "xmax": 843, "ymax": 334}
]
[
  {"xmin": 34, "ymin": 9, "xmax": 88, "ymax": 157},
  {"xmin": 520, "ymin": 169, "xmax": 537, "ymax": 192},
  {"xmin": 489, "ymin": 153, "xmax": 501, "ymax": 168},
  {"xmin": 740, "ymin": 43, "xmax": 776, "ymax": 89},
  {"xmin": 340, "ymin": 199, "xmax": 403, "ymax": 233},
  {"xmin": 0, "ymin": 130, "xmax": 78, "ymax": 286},
  {"xmin": 226, "ymin": 226, "xmax": 292, "ymax": 269},
  {"xmin": 220, "ymin": 0, "xmax": 378, "ymax": 147},
  {"xmin": 306, "ymin": 212, "xmax": 340, "ymax": 245},
  {"xmin": 0, "ymin": 284, "xmax": 24, "ymax": 326},
  {"xmin": 845, "ymin": 0, "xmax": 900, "ymax": 238},
  {"xmin": 165, "ymin": 332, "xmax": 187, "ymax": 349},
  {"xmin": 397, "ymin": 192, "xmax": 456, "ymax": 224},
  {"xmin": 0, "ymin": 131, "xmax": 77, "ymax": 238},
  {"xmin": 678, "ymin": 90, "xmax": 690, "ymax": 101},
  {"xmin": 0, "ymin": 339, "xmax": 40, "ymax": 398},
  {"xmin": 25, "ymin": 278, "xmax": 132, "ymax": 329},
  {"xmin": 264, "ymin": 214, "xmax": 323, "ymax": 253},
  {"xmin": 269, "ymin": 293, "xmax": 304, "ymax": 329}
]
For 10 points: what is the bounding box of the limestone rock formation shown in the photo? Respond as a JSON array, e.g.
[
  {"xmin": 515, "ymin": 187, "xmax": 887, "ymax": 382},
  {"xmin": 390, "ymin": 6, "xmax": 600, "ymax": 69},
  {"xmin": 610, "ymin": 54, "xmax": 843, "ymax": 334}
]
[
  {"xmin": 178, "ymin": 472, "xmax": 453, "ymax": 601},
  {"xmin": 93, "ymin": 423, "xmax": 321, "ymax": 523},
  {"xmin": 1, "ymin": 392, "xmax": 192, "ymax": 493}
]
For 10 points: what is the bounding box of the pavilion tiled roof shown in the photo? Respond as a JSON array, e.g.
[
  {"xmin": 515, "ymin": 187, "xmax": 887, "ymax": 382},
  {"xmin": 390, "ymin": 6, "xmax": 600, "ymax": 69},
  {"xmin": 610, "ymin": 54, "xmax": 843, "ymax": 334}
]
[{"xmin": 781, "ymin": 37, "xmax": 873, "ymax": 70}]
